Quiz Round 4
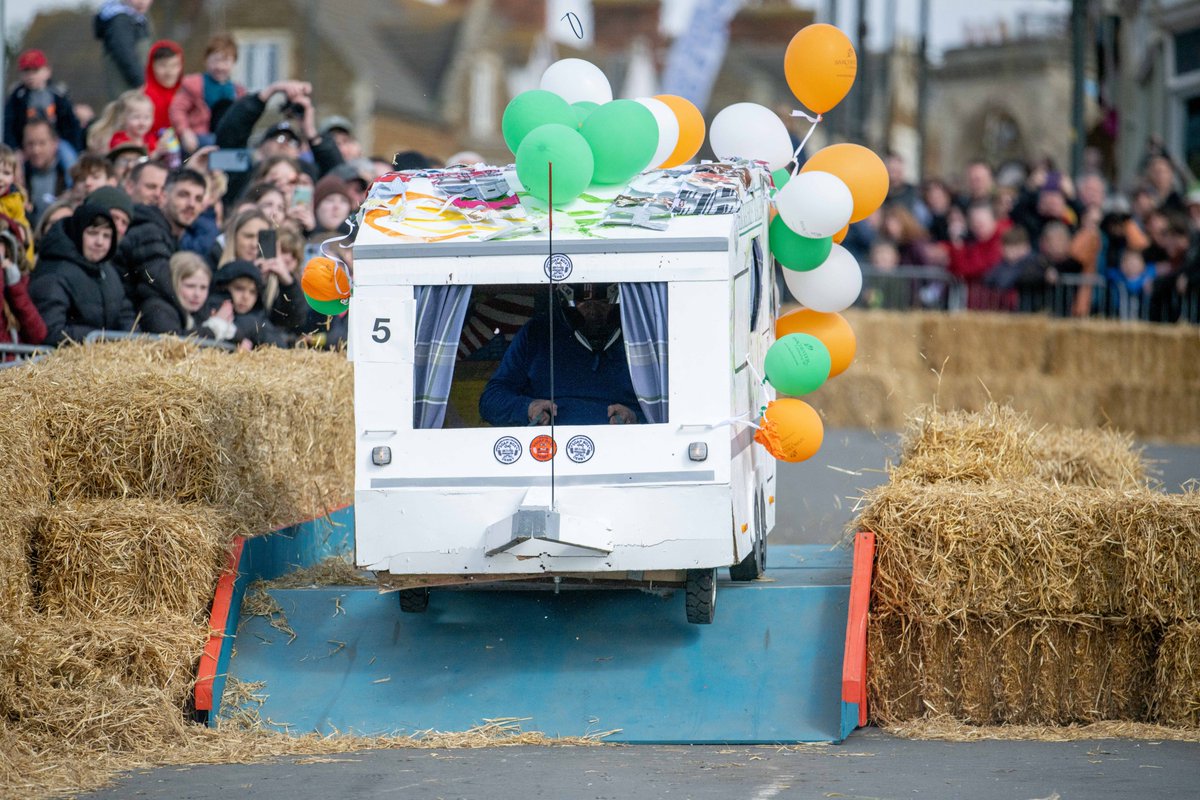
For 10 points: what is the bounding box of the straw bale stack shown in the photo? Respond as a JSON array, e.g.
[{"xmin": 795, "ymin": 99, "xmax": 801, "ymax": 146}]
[
  {"xmin": 869, "ymin": 612, "xmax": 1156, "ymax": 726},
  {"xmin": 1034, "ymin": 426, "xmax": 1146, "ymax": 490},
  {"xmin": 1096, "ymin": 383, "xmax": 1200, "ymax": 443},
  {"xmin": 890, "ymin": 404, "xmax": 1040, "ymax": 485},
  {"xmin": 33, "ymin": 499, "xmax": 233, "ymax": 623},
  {"xmin": 0, "ymin": 614, "xmax": 206, "ymax": 746},
  {"xmin": 917, "ymin": 313, "xmax": 1050, "ymax": 377},
  {"xmin": 0, "ymin": 510, "xmax": 38, "ymax": 622},
  {"xmin": 0, "ymin": 368, "xmax": 50, "ymax": 507},
  {"xmin": 1044, "ymin": 318, "xmax": 1197, "ymax": 387},
  {"xmin": 1108, "ymin": 490, "xmax": 1200, "ymax": 622},
  {"xmin": 1152, "ymin": 621, "xmax": 1200, "ymax": 728}
]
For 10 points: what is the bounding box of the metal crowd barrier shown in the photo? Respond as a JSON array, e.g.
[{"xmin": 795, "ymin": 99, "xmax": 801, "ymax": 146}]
[
  {"xmin": 858, "ymin": 266, "xmax": 968, "ymax": 311},
  {"xmin": 83, "ymin": 330, "xmax": 237, "ymax": 351},
  {"xmin": 0, "ymin": 342, "xmax": 53, "ymax": 368}
]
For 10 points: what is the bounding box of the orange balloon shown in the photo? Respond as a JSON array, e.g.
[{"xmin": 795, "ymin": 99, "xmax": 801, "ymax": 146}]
[
  {"xmin": 833, "ymin": 224, "xmax": 849, "ymax": 244},
  {"xmin": 654, "ymin": 94, "xmax": 705, "ymax": 168},
  {"xmin": 302, "ymin": 256, "xmax": 352, "ymax": 302},
  {"xmin": 754, "ymin": 398, "xmax": 824, "ymax": 463},
  {"xmin": 775, "ymin": 309, "xmax": 856, "ymax": 378},
  {"xmin": 801, "ymin": 144, "xmax": 886, "ymax": 223},
  {"xmin": 784, "ymin": 24, "xmax": 857, "ymax": 114}
]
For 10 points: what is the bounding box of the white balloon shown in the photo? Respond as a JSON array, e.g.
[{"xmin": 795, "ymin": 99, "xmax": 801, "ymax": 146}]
[
  {"xmin": 782, "ymin": 245, "xmax": 863, "ymax": 313},
  {"xmin": 708, "ymin": 102, "xmax": 793, "ymax": 171},
  {"xmin": 635, "ymin": 97, "xmax": 680, "ymax": 169},
  {"xmin": 775, "ymin": 171, "xmax": 853, "ymax": 238},
  {"xmin": 540, "ymin": 59, "xmax": 613, "ymax": 105}
]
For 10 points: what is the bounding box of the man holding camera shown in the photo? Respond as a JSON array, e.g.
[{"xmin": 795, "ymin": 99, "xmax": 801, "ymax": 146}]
[{"xmin": 213, "ymin": 80, "xmax": 344, "ymax": 209}]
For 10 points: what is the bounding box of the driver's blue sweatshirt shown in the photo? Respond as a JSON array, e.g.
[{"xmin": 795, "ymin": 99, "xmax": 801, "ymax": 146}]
[{"xmin": 478, "ymin": 310, "xmax": 645, "ymax": 427}]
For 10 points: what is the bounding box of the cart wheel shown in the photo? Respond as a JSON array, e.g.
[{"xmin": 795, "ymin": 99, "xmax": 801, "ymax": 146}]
[
  {"xmin": 685, "ymin": 568, "xmax": 716, "ymax": 624},
  {"xmin": 729, "ymin": 494, "xmax": 767, "ymax": 581},
  {"xmin": 398, "ymin": 588, "xmax": 429, "ymax": 613}
]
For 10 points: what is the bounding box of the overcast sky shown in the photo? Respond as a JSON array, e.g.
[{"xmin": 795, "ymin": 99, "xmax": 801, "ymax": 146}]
[{"xmin": 4, "ymin": 0, "xmax": 1072, "ymax": 58}]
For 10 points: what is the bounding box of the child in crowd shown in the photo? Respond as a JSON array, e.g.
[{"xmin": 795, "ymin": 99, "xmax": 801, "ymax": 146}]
[
  {"xmin": 69, "ymin": 153, "xmax": 117, "ymax": 199},
  {"xmin": 3, "ymin": 49, "xmax": 84, "ymax": 156},
  {"xmin": 0, "ymin": 214, "xmax": 47, "ymax": 354},
  {"xmin": 1107, "ymin": 248, "xmax": 1156, "ymax": 319},
  {"xmin": 982, "ymin": 226, "xmax": 1038, "ymax": 311},
  {"xmin": 0, "ymin": 145, "xmax": 34, "ymax": 263},
  {"xmin": 170, "ymin": 33, "xmax": 244, "ymax": 154},
  {"xmin": 144, "ymin": 41, "xmax": 183, "ymax": 136},
  {"xmin": 92, "ymin": 91, "xmax": 158, "ymax": 155},
  {"xmin": 139, "ymin": 251, "xmax": 237, "ymax": 339},
  {"xmin": 210, "ymin": 259, "xmax": 290, "ymax": 349}
]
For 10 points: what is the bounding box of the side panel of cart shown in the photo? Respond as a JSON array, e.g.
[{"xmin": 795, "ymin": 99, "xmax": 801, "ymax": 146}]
[{"xmin": 349, "ymin": 192, "xmax": 776, "ymax": 583}]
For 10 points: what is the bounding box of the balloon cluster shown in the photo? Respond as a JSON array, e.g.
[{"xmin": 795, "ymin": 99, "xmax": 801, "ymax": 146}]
[
  {"xmin": 504, "ymin": 59, "xmax": 706, "ymax": 206},
  {"xmin": 741, "ymin": 24, "xmax": 883, "ymax": 464},
  {"xmin": 300, "ymin": 255, "xmax": 352, "ymax": 315}
]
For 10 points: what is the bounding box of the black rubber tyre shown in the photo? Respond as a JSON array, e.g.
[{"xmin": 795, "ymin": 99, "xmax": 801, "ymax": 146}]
[
  {"xmin": 685, "ymin": 568, "xmax": 717, "ymax": 624},
  {"xmin": 398, "ymin": 587, "xmax": 430, "ymax": 613}
]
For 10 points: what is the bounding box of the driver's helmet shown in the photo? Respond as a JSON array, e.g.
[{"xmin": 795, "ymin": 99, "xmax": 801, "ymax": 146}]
[
  {"xmin": 555, "ymin": 282, "xmax": 619, "ymax": 307},
  {"xmin": 555, "ymin": 282, "xmax": 621, "ymax": 351}
]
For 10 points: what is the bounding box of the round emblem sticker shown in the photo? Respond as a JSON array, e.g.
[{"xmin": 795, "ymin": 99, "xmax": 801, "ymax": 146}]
[
  {"xmin": 543, "ymin": 253, "xmax": 573, "ymax": 281},
  {"xmin": 565, "ymin": 435, "xmax": 595, "ymax": 464},
  {"xmin": 493, "ymin": 436, "xmax": 522, "ymax": 465},
  {"xmin": 529, "ymin": 434, "xmax": 557, "ymax": 462}
]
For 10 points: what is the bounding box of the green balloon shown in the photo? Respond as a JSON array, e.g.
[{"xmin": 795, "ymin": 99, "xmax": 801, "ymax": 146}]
[
  {"xmin": 770, "ymin": 215, "xmax": 833, "ymax": 272},
  {"xmin": 516, "ymin": 123, "xmax": 594, "ymax": 207},
  {"xmin": 571, "ymin": 101, "xmax": 598, "ymax": 128},
  {"xmin": 307, "ymin": 295, "xmax": 348, "ymax": 316},
  {"xmin": 501, "ymin": 90, "xmax": 576, "ymax": 154},
  {"xmin": 764, "ymin": 333, "xmax": 831, "ymax": 396},
  {"xmin": 772, "ymin": 168, "xmax": 791, "ymax": 191},
  {"xmin": 579, "ymin": 99, "xmax": 658, "ymax": 185}
]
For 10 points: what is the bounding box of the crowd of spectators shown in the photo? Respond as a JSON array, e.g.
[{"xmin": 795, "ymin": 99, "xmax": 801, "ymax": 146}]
[
  {"xmin": 0, "ymin": 1, "xmax": 450, "ymax": 358},
  {"xmin": 847, "ymin": 147, "xmax": 1200, "ymax": 323},
  {"xmin": 2, "ymin": 0, "xmax": 1196, "ymax": 362}
]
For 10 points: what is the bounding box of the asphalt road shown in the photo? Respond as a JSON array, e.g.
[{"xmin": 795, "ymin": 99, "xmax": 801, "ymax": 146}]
[{"xmin": 87, "ymin": 730, "xmax": 1198, "ymax": 799}]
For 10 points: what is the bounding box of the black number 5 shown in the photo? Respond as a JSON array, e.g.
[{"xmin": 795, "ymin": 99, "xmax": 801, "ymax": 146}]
[{"xmin": 372, "ymin": 318, "xmax": 391, "ymax": 343}]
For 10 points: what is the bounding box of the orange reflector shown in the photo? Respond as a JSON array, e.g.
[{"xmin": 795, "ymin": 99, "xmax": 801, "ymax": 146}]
[
  {"xmin": 741, "ymin": 523, "xmax": 748, "ymax": 532},
  {"xmin": 769, "ymin": 496, "xmax": 775, "ymax": 504}
]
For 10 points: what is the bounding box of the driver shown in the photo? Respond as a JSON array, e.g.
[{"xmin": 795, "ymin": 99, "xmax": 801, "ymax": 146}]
[{"xmin": 479, "ymin": 282, "xmax": 644, "ymax": 426}]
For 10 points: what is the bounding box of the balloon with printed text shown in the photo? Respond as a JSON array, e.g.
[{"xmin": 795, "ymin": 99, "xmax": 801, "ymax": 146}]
[
  {"xmin": 764, "ymin": 333, "xmax": 832, "ymax": 396},
  {"xmin": 755, "ymin": 398, "xmax": 825, "ymax": 462},
  {"xmin": 784, "ymin": 24, "xmax": 857, "ymax": 114},
  {"xmin": 775, "ymin": 309, "xmax": 856, "ymax": 378}
]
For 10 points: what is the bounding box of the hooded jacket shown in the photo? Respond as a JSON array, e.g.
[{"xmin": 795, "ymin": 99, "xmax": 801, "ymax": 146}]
[
  {"xmin": 28, "ymin": 205, "xmax": 134, "ymax": 345},
  {"xmin": 4, "ymin": 81, "xmax": 84, "ymax": 151},
  {"xmin": 114, "ymin": 203, "xmax": 177, "ymax": 297},
  {"xmin": 93, "ymin": 1, "xmax": 151, "ymax": 97},
  {"xmin": 169, "ymin": 72, "xmax": 245, "ymax": 143},
  {"xmin": 211, "ymin": 259, "xmax": 290, "ymax": 348},
  {"xmin": 144, "ymin": 39, "xmax": 182, "ymax": 134}
]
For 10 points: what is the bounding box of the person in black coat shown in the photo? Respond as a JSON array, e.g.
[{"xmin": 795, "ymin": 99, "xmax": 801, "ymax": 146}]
[
  {"xmin": 210, "ymin": 259, "xmax": 290, "ymax": 349},
  {"xmin": 138, "ymin": 250, "xmax": 237, "ymax": 341},
  {"xmin": 28, "ymin": 204, "xmax": 135, "ymax": 345},
  {"xmin": 112, "ymin": 167, "xmax": 207, "ymax": 296}
]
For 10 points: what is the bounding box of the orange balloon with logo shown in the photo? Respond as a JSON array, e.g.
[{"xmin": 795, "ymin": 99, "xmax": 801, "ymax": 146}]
[
  {"xmin": 301, "ymin": 256, "xmax": 352, "ymax": 302},
  {"xmin": 784, "ymin": 24, "xmax": 857, "ymax": 114},
  {"xmin": 775, "ymin": 309, "xmax": 856, "ymax": 378},
  {"xmin": 754, "ymin": 398, "xmax": 824, "ymax": 463},
  {"xmin": 654, "ymin": 94, "xmax": 706, "ymax": 168},
  {"xmin": 801, "ymin": 144, "xmax": 887, "ymax": 223}
]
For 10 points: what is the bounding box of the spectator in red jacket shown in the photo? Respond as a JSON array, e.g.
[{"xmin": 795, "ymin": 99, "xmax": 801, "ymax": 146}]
[
  {"xmin": 169, "ymin": 33, "xmax": 245, "ymax": 155},
  {"xmin": 143, "ymin": 40, "xmax": 183, "ymax": 137},
  {"xmin": 944, "ymin": 200, "xmax": 1012, "ymax": 310},
  {"xmin": 0, "ymin": 215, "xmax": 47, "ymax": 353}
]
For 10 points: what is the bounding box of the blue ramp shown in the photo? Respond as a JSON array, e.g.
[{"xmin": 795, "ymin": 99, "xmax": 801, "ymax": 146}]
[{"xmin": 223, "ymin": 546, "xmax": 854, "ymax": 743}]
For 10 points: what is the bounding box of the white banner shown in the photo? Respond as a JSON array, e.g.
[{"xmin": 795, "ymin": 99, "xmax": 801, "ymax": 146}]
[{"xmin": 659, "ymin": 0, "xmax": 745, "ymax": 113}]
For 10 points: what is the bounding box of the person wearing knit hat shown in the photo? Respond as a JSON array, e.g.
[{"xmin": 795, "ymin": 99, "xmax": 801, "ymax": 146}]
[
  {"xmin": 312, "ymin": 173, "xmax": 353, "ymax": 237},
  {"xmin": 86, "ymin": 185, "xmax": 135, "ymax": 240}
]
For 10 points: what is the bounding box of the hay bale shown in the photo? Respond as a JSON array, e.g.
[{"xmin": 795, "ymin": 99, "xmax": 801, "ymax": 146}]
[
  {"xmin": 0, "ymin": 367, "xmax": 50, "ymax": 507},
  {"xmin": 890, "ymin": 403, "xmax": 1039, "ymax": 484},
  {"xmin": 1097, "ymin": 383, "xmax": 1200, "ymax": 444},
  {"xmin": 1110, "ymin": 490, "xmax": 1200, "ymax": 621},
  {"xmin": 23, "ymin": 347, "xmax": 240, "ymax": 506},
  {"xmin": 0, "ymin": 509, "xmax": 38, "ymax": 621},
  {"xmin": 1045, "ymin": 318, "xmax": 1200, "ymax": 388},
  {"xmin": 1034, "ymin": 425, "xmax": 1146, "ymax": 490},
  {"xmin": 0, "ymin": 614, "xmax": 206, "ymax": 744},
  {"xmin": 869, "ymin": 613, "xmax": 1156, "ymax": 726},
  {"xmin": 180, "ymin": 347, "xmax": 354, "ymax": 533},
  {"xmin": 33, "ymin": 499, "xmax": 232, "ymax": 623},
  {"xmin": 918, "ymin": 313, "xmax": 1050, "ymax": 378},
  {"xmin": 1152, "ymin": 621, "xmax": 1200, "ymax": 728},
  {"xmin": 862, "ymin": 482, "xmax": 1128, "ymax": 618}
]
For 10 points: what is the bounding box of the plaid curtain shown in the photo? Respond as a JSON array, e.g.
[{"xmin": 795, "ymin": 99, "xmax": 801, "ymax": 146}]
[
  {"xmin": 413, "ymin": 285, "xmax": 473, "ymax": 429},
  {"xmin": 619, "ymin": 282, "xmax": 669, "ymax": 424}
]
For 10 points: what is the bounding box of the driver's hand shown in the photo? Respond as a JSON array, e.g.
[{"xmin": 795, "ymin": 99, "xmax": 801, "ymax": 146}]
[
  {"xmin": 608, "ymin": 404, "xmax": 636, "ymax": 425},
  {"xmin": 528, "ymin": 399, "xmax": 557, "ymax": 425}
]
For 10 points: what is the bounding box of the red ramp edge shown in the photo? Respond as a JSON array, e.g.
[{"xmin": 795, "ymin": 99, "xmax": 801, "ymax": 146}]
[
  {"xmin": 195, "ymin": 536, "xmax": 245, "ymax": 713},
  {"xmin": 841, "ymin": 530, "xmax": 875, "ymax": 728}
]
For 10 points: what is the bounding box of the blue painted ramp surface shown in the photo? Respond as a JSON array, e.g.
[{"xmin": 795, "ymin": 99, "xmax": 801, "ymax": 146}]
[{"xmin": 226, "ymin": 545, "xmax": 852, "ymax": 743}]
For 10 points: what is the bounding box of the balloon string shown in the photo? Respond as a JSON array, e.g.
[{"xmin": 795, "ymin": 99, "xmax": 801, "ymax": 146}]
[
  {"xmin": 745, "ymin": 354, "xmax": 767, "ymax": 387},
  {"xmin": 789, "ymin": 112, "xmax": 822, "ymax": 176},
  {"xmin": 709, "ymin": 413, "xmax": 762, "ymax": 431}
]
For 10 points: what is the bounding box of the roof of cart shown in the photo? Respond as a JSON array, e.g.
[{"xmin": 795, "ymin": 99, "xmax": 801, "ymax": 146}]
[{"xmin": 351, "ymin": 160, "xmax": 769, "ymax": 257}]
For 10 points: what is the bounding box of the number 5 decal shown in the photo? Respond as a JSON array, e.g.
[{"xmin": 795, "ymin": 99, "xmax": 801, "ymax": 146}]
[{"xmin": 372, "ymin": 318, "xmax": 391, "ymax": 343}]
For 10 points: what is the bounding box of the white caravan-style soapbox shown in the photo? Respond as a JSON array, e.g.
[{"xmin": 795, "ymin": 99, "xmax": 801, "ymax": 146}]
[{"xmin": 349, "ymin": 163, "xmax": 777, "ymax": 623}]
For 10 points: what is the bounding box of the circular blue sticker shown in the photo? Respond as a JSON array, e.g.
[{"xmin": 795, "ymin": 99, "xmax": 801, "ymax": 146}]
[
  {"xmin": 493, "ymin": 436, "xmax": 522, "ymax": 465},
  {"xmin": 565, "ymin": 435, "xmax": 595, "ymax": 464},
  {"xmin": 544, "ymin": 253, "xmax": 573, "ymax": 281}
]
